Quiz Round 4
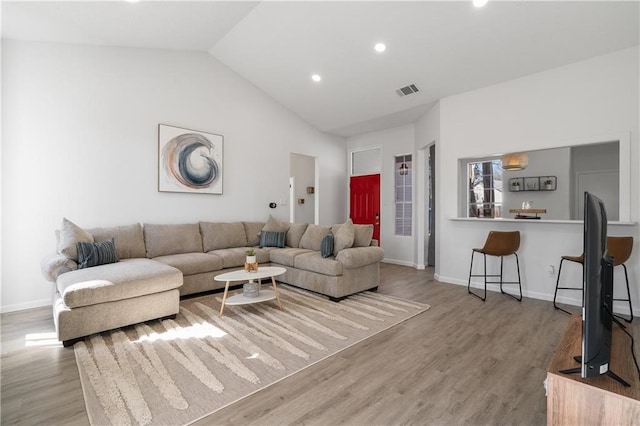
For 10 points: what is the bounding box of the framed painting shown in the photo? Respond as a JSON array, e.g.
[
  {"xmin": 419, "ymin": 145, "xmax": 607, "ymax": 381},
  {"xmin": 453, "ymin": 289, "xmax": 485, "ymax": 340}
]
[{"xmin": 158, "ymin": 124, "xmax": 223, "ymax": 194}]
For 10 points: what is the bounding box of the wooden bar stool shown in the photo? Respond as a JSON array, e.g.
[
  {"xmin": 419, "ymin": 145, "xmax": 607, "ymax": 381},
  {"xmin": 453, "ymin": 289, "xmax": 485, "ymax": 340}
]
[
  {"xmin": 467, "ymin": 231, "xmax": 522, "ymax": 302},
  {"xmin": 553, "ymin": 236, "xmax": 634, "ymax": 322}
]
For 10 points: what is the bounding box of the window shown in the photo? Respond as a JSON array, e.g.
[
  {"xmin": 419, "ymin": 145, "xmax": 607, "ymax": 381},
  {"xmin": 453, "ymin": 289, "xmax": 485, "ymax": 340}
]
[
  {"xmin": 395, "ymin": 154, "xmax": 412, "ymax": 236},
  {"xmin": 468, "ymin": 160, "xmax": 503, "ymax": 218},
  {"xmin": 351, "ymin": 147, "xmax": 381, "ymax": 175}
]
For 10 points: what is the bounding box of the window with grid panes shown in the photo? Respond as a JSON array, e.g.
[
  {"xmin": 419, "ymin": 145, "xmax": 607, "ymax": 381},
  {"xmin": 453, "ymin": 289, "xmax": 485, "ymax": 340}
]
[
  {"xmin": 394, "ymin": 154, "xmax": 412, "ymax": 236},
  {"xmin": 467, "ymin": 160, "xmax": 503, "ymax": 218}
]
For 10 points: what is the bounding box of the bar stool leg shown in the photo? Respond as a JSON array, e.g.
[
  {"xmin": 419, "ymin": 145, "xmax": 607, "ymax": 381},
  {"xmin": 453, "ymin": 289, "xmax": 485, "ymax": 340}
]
[
  {"xmin": 468, "ymin": 250, "xmax": 487, "ymax": 301},
  {"xmin": 553, "ymin": 259, "xmax": 574, "ymax": 315},
  {"xmin": 500, "ymin": 253, "xmax": 522, "ymax": 302},
  {"xmin": 613, "ymin": 264, "xmax": 634, "ymax": 323}
]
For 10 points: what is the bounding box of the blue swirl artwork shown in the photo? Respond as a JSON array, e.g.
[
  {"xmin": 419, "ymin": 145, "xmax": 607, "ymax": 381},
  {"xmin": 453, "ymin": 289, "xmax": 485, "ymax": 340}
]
[{"xmin": 158, "ymin": 125, "xmax": 223, "ymax": 194}]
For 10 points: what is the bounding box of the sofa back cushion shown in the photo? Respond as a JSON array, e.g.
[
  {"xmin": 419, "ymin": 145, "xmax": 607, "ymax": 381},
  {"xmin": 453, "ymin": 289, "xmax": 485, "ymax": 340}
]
[
  {"xmin": 57, "ymin": 218, "xmax": 94, "ymax": 261},
  {"xmin": 333, "ymin": 219, "xmax": 355, "ymax": 256},
  {"xmin": 200, "ymin": 222, "xmax": 248, "ymax": 252},
  {"xmin": 286, "ymin": 222, "xmax": 308, "ymax": 248},
  {"xmin": 262, "ymin": 214, "xmax": 290, "ymax": 233},
  {"xmin": 144, "ymin": 223, "xmax": 203, "ymax": 258},
  {"xmin": 88, "ymin": 223, "xmax": 146, "ymax": 259},
  {"xmin": 353, "ymin": 224, "xmax": 375, "ymax": 247},
  {"xmin": 299, "ymin": 224, "xmax": 330, "ymax": 251},
  {"xmin": 243, "ymin": 222, "xmax": 265, "ymax": 246}
]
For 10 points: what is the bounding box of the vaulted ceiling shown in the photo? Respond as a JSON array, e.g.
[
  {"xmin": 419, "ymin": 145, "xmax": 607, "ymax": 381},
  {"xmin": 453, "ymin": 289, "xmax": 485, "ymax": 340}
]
[{"xmin": 3, "ymin": 1, "xmax": 638, "ymax": 137}]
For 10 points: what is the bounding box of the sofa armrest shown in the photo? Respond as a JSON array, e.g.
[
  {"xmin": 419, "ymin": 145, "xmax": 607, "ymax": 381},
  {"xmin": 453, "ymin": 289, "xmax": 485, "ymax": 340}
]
[
  {"xmin": 336, "ymin": 246, "xmax": 384, "ymax": 269},
  {"xmin": 41, "ymin": 254, "xmax": 77, "ymax": 282}
]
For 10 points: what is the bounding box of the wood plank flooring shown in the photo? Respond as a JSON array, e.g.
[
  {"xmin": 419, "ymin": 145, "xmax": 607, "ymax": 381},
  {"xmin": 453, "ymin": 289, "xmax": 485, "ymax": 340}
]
[{"xmin": 2, "ymin": 263, "xmax": 637, "ymax": 425}]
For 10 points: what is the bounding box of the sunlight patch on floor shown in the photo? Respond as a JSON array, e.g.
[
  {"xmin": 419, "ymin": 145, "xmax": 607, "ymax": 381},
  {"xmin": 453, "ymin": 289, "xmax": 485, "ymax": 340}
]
[
  {"xmin": 135, "ymin": 322, "xmax": 227, "ymax": 343},
  {"xmin": 25, "ymin": 332, "xmax": 62, "ymax": 347}
]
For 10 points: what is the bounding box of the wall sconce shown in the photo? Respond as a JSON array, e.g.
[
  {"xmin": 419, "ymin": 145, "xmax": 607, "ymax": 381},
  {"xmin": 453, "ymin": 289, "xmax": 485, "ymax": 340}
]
[
  {"xmin": 399, "ymin": 162, "xmax": 409, "ymax": 176},
  {"xmin": 501, "ymin": 152, "xmax": 529, "ymax": 171}
]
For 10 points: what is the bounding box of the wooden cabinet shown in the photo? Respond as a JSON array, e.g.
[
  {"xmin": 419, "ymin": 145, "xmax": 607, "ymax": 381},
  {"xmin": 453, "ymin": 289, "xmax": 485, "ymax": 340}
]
[{"xmin": 546, "ymin": 315, "xmax": 640, "ymax": 425}]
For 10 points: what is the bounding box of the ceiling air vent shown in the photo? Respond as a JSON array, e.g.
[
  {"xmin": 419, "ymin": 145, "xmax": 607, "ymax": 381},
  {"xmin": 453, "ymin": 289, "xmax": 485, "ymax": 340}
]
[{"xmin": 396, "ymin": 84, "xmax": 419, "ymax": 97}]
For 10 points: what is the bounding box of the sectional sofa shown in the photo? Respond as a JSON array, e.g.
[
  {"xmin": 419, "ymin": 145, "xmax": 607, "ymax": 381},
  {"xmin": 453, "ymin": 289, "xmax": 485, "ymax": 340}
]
[{"xmin": 41, "ymin": 216, "xmax": 384, "ymax": 346}]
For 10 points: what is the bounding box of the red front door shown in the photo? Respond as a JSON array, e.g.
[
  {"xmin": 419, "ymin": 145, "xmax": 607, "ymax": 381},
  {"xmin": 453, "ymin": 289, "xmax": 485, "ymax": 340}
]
[{"xmin": 350, "ymin": 174, "xmax": 381, "ymax": 243}]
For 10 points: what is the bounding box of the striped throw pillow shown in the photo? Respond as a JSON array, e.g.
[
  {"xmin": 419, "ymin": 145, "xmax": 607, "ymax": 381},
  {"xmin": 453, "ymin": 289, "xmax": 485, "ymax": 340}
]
[
  {"xmin": 321, "ymin": 233, "xmax": 334, "ymax": 258},
  {"xmin": 76, "ymin": 238, "xmax": 119, "ymax": 269},
  {"xmin": 259, "ymin": 231, "xmax": 286, "ymax": 248}
]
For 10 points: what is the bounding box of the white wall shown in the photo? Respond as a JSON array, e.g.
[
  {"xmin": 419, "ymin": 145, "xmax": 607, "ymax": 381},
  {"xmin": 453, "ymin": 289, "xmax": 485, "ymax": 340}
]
[
  {"xmin": 1, "ymin": 40, "xmax": 347, "ymax": 312},
  {"xmin": 347, "ymin": 124, "xmax": 415, "ymax": 266},
  {"xmin": 436, "ymin": 46, "xmax": 639, "ymax": 314}
]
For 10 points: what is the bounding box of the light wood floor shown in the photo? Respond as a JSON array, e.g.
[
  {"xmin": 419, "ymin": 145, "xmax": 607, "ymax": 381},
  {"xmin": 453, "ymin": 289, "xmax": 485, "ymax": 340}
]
[{"xmin": 2, "ymin": 263, "xmax": 637, "ymax": 425}]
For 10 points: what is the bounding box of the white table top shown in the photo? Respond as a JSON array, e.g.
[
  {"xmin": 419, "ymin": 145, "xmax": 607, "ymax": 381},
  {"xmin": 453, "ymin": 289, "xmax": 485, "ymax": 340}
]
[{"xmin": 214, "ymin": 266, "xmax": 286, "ymax": 282}]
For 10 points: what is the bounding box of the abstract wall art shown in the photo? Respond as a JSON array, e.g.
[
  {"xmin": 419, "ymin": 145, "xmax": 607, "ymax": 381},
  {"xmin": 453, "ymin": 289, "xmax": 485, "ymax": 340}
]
[{"xmin": 158, "ymin": 124, "xmax": 223, "ymax": 194}]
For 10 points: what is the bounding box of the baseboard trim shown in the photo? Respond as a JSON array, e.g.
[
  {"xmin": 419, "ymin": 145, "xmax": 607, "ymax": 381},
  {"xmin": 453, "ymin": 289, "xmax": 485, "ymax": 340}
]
[
  {"xmin": 436, "ymin": 274, "xmax": 633, "ymax": 316},
  {"xmin": 1, "ymin": 298, "xmax": 51, "ymax": 314},
  {"xmin": 381, "ymin": 258, "xmax": 415, "ymax": 268}
]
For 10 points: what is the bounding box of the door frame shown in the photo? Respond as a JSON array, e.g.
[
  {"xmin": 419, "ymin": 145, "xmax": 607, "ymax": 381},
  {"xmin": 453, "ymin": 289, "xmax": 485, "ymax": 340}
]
[{"xmin": 416, "ymin": 141, "xmax": 436, "ymax": 270}]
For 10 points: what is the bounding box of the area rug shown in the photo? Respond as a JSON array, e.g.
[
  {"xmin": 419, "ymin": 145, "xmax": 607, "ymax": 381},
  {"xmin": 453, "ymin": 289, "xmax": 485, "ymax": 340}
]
[{"xmin": 74, "ymin": 285, "xmax": 430, "ymax": 425}]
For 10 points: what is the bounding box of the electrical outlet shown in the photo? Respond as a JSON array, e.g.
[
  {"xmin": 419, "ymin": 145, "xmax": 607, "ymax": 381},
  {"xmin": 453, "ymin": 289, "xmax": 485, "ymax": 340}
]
[{"xmin": 548, "ymin": 265, "xmax": 555, "ymax": 276}]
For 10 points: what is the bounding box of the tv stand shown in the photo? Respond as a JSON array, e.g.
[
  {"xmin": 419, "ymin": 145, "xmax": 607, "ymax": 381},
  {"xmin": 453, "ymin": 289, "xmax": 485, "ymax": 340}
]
[
  {"xmin": 547, "ymin": 315, "xmax": 640, "ymax": 424},
  {"xmin": 558, "ymin": 355, "xmax": 631, "ymax": 387}
]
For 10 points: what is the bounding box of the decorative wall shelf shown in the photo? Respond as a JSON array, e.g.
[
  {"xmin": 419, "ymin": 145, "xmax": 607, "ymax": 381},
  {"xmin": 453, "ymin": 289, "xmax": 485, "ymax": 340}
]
[{"xmin": 508, "ymin": 176, "xmax": 557, "ymax": 192}]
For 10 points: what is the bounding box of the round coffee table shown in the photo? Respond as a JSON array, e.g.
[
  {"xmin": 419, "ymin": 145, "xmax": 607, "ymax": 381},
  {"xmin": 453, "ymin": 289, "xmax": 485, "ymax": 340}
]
[{"xmin": 214, "ymin": 266, "xmax": 286, "ymax": 315}]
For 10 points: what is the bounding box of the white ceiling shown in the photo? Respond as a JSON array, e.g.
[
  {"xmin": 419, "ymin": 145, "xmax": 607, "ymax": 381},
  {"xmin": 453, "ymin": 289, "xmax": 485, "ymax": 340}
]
[{"xmin": 2, "ymin": 1, "xmax": 639, "ymax": 137}]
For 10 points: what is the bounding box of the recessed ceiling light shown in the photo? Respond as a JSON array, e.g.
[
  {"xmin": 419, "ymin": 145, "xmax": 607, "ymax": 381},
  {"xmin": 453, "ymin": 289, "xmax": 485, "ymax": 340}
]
[
  {"xmin": 311, "ymin": 74, "xmax": 322, "ymax": 82},
  {"xmin": 374, "ymin": 43, "xmax": 386, "ymax": 53},
  {"xmin": 473, "ymin": 0, "xmax": 488, "ymax": 8}
]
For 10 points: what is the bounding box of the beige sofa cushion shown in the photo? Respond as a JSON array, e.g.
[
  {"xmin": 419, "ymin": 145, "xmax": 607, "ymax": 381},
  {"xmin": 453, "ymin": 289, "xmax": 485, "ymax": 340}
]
[
  {"xmin": 207, "ymin": 247, "xmax": 264, "ymax": 269},
  {"xmin": 243, "ymin": 222, "xmax": 265, "ymax": 246},
  {"xmin": 57, "ymin": 258, "xmax": 182, "ymax": 308},
  {"xmin": 262, "ymin": 215, "xmax": 289, "ymax": 233},
  {"xmin": 88, "ymin": 223, "xmax": 146, "ymax": 259},
  {"xmin": 144, "ymin": 223, "xmax": 203, "ymax": 258},
  {"xmin": 153, "ymin": 252, "xmax": 223, "ymax": 275},
  {"xmin": 57, "ymin": 218, "xmax": 94, "ymax": 261},
  {"xmin": 269, "ymin": 247, "xmax": 313, "ymax": 267},
  {"xmin": 200, "ymin": 222, "xmax": 248, "ymax": 251},
  {"xmin": 286, "ymin": 223, "xmax": 308, "ymax": 248},
  {"xmin": 293, "ymin": 252, "xmax": 343, "ymax": 276},
  {"xmin": 333, "ymin": 219, "xmax": 355, "ymax": 256},
  {"xmin": 353, "ymin": 224, "xmax": 375, "ymax": 247},
  {"xmin": 299, "ymin": 224, "xmax": 330, "ymax": 251}
]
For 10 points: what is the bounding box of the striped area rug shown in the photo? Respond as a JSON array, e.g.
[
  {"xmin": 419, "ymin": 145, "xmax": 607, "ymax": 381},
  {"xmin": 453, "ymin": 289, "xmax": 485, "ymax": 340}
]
[{"xmin": 74, "ymin": 285, "xmax": 430, "ymax": 425}]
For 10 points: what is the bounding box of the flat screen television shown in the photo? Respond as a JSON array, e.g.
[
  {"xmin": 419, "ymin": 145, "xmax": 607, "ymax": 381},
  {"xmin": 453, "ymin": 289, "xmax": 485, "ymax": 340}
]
[{"xmin": 561, "ymin": 192, "xmax": 629, "ymax": 386}]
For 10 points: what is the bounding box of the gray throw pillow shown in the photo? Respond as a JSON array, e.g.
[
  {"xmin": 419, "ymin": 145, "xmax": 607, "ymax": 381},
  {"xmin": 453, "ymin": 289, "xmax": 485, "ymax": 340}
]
[
  {"xmin": 333, "ymin": 219, "xmax": 355, "ymax": 256},
  {"xmin": 259, "ymin": 231, "xmax": 286, "ymax": 248},
  {"xmin": 321, "ymin": 233, "xmax": 334, "ymax": 258},
  {"xmin": 76, "ymin": 238, "xmax": 119, "ymax": 269}
]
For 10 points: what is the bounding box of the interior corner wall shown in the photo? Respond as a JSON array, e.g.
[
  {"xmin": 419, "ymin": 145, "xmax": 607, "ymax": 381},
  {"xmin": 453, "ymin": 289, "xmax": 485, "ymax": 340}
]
[
  {"xmin": 1, "ymin": 40, "xmax": 347, "ymax": 313},
  {"xmin": 347, "ymin": 124, "xmax": 415, "ymax": 266},
  {"xmin": 437, "ymin": 46, "xmax": 639, "ymax": 312}
]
